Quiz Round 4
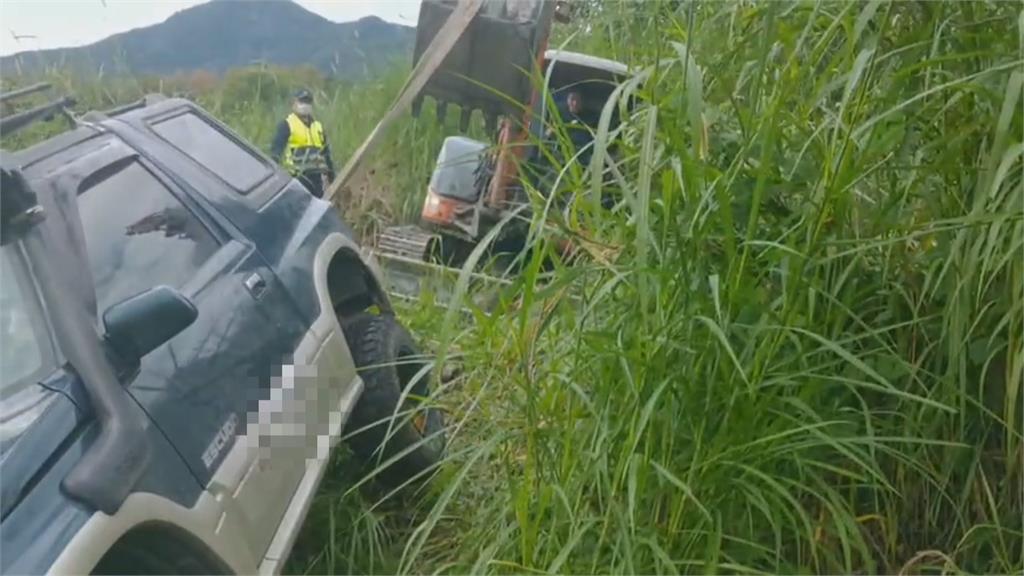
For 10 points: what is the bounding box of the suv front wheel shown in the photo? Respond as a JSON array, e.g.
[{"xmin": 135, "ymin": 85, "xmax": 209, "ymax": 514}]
[{"xmin": 342, "ymin": 313, "xmax": 445, "ymax": 485}]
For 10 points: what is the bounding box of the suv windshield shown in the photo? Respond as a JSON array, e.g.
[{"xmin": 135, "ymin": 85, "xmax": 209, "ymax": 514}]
[{"xmin": 0, "ymin": 246, "xmax": 46, "ymax": 396}]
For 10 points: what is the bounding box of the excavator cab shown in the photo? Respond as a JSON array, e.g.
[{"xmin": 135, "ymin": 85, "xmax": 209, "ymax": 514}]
[
  {"xmin": 535, "ymin": 50, "xmax": 631, "ymax": 134},
  {"xmin": 418, "ymin": 49, "xmax": 630, "ymax": 243},
  {"xmin": 525, "ymin": 50, "xmax": 631, "ymax": 180}
]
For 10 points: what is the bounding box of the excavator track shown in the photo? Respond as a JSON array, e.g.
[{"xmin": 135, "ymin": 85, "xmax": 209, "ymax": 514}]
[
  {"xmin": 376, "ymin": 225, "xmax": 437, "ymax": 261},
  {"xmin": 371, "ymin": 224, "xmax": 511, "ymax": 312}
]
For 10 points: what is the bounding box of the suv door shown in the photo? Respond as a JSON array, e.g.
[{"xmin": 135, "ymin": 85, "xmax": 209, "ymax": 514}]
[{"xmin": 42, "ymin": 139, "xmax": 311, "ymax": 556}]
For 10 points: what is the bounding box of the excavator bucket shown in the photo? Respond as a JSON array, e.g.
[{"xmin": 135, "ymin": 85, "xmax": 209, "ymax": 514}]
[{"xmin": 411, "ymin": 0, "xmax": 556, "ymax": 124}]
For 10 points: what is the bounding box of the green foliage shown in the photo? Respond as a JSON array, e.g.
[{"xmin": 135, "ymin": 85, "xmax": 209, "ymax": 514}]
[
  {"xmin": 322, "ymin": 2, "xmax": 1022, "ymax": 575},
  {"xmin": 4, "ymin": 2, "xmax": 1020, "ymax": 573}
]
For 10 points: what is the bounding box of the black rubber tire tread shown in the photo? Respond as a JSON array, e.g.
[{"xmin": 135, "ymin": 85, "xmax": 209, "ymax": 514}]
[{"xmin": 342, "ymin": 312, "xmax": 444, "ymax": 484}]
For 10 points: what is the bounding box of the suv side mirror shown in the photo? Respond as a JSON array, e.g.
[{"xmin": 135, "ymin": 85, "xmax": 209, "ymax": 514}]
[{"xmin": 103, "ymin": 286, "xmax": 197, "ymax": 361}]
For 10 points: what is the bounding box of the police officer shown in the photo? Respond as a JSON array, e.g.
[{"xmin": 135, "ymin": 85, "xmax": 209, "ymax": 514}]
[{"xmin": 270, "ymin": 88, "xmax": 336, "ymax": 198}]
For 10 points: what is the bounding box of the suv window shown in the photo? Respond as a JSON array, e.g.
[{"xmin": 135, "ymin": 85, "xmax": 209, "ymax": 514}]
[
  {"xmin": 78, "ymin": 161, "xmax": 219, "ymax": 312},
  {"xmin": 151, "ymin": 112, "xmax": 271, "ymax": 193},
  {"xmin": 0, "ymin": 247, "xmax": 50, "ymax": 395}
]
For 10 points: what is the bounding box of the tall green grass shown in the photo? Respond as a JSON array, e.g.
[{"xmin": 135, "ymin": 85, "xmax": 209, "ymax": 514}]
[
  {"xmin": 345, "ymin": 2, "xmax": 1022, "ymax": 575},
  {"xmin": 3, "ymin": 2, "xmax": 1020, "ymax": 573}
]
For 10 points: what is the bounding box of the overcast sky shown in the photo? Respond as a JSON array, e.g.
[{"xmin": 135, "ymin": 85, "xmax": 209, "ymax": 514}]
[{"xmin": 0, "ymin": 0, "xmax": 422, "ymax": 56}]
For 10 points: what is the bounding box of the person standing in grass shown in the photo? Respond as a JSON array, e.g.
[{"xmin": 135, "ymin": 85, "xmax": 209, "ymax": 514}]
[{"xmin": 270, "ymin": 88, "xmax": 336, "ymax": 198}]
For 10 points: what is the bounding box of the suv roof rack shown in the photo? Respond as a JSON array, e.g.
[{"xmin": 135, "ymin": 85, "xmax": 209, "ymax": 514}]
[
  {"xmin": 80, "ymin": 93, "xmax": 169, "ymax": 123},
  {"xmin": 0, "ymin": 82, "xmax": 52, "ymax": 104},
  {"xmin": 0, "ymin": 83, "xmax": 77, "ymax": 137},
  {"xmin": 1, "ymin": 84, "xmax": 173, "ymax": 139}
]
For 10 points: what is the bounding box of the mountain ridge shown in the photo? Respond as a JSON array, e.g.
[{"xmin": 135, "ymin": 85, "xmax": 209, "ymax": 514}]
[{"xmin": 1, "ymin": 0, "xmax": 414, "ymax": 78}]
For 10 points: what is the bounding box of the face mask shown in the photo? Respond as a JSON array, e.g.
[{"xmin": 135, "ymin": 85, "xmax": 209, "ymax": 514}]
[{"xmin": 294, "ymin": 102, "xmax": 313, "ymax": 116}]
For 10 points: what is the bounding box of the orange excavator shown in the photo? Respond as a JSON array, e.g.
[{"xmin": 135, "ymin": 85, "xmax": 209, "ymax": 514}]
[{"xmin": 349, "ymin": 0, "xmax": 629, "ymax": 304}]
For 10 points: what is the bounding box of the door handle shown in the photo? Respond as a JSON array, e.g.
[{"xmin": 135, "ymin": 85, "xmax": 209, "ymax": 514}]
[{"xmin": 244, "ymin": 272, "xmax": 267, "ymax": 300}]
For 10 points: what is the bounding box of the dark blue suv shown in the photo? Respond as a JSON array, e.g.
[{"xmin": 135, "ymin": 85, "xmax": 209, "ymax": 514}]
[{"xmin": 0, "ymin": 96, "xmax": 444, "ymax": 574}]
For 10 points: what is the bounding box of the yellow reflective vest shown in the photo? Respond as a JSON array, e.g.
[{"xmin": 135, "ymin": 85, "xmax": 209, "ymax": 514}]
[{"xmin": 283, "ymin": 113, "xmax": 326, "ymax": 175}]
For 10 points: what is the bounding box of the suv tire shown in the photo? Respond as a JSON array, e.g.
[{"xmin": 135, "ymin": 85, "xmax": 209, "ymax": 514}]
[{"xmin": 342, "ymin": 313, "xmax": 445, "ymax": 485}]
